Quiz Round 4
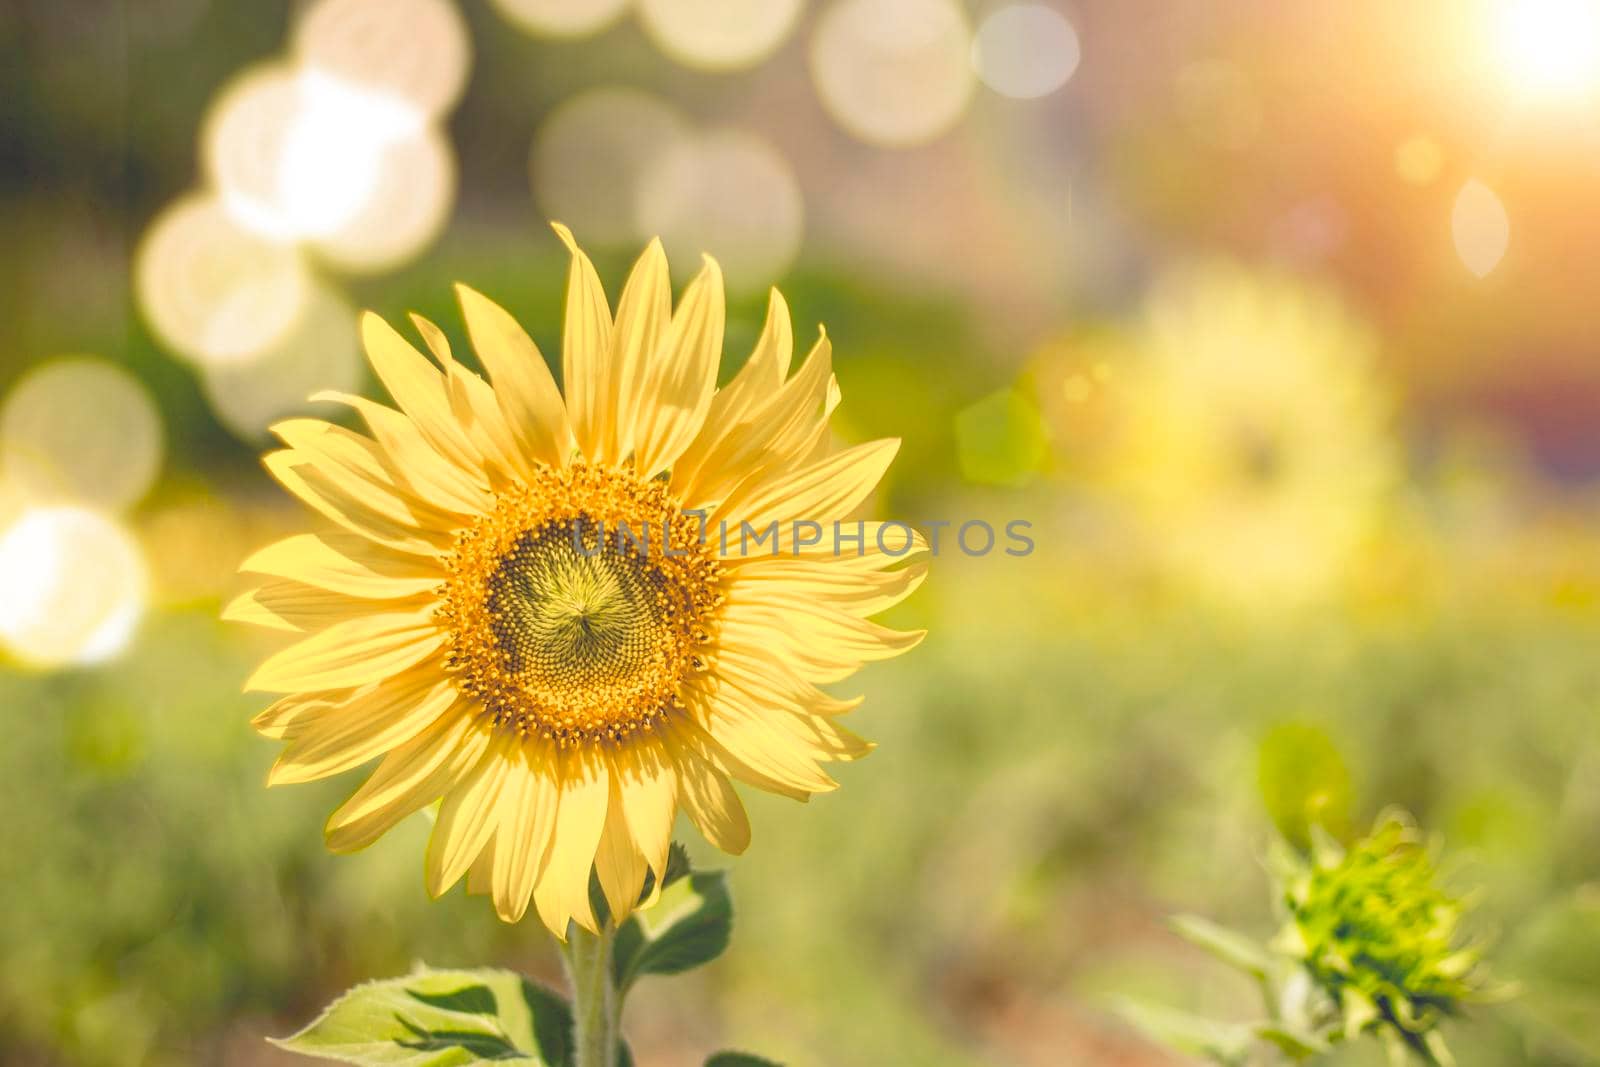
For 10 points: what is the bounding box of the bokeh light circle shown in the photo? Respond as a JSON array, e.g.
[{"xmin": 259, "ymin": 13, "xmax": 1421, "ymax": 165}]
[
  {"xmin": 311, "ymin": 125, "xmax": 457, "ymax": 273},
  {"xmin": 636, "ymin": 129, "xmax": 805, "ymax": 292},
  {"xmin": 1453, "ymin": 179, "xmax": 1510, "ymax": 279},
  {"xmin": 1, "ymin": 359, "xmax": 164, "ymax": 512},
  {"xmin": 201, "ymin": 284, "xmax": 364, "ymax": 442},
  {"xmin": 489, "ymin": 0, "xmax": 629, "ymax": 38},
  {"xmin": 294, "ymin": 0, "xmax": 470, "ymax": 120},
  {"xmin": 1395, "ymin": 135, "xmax": 1444, "ymax": 186},
  {"xmin": 136, "ymin": 194, "xmax": 311, "ymax": 366},
  {"xmin": 810, "ymin": 0, "xmax": 975, "ymax": 147},
  {"xmin": 0, "ymin": 506, "xmax": 148, "ymax": 668},
  {"xmin": 206, "ymin": 65, "xmax": 422, "ymax": 244},
  {"xmin": 638, "ymin": 0, "xmax": 804, "ymax": 70},
  {"xmin": 533, "ymin": 88, "xmax": 690, "ymax": 247},
  {"xmin": 971, "ymin": 3, "xmax": 1080, "ymax": 99}
]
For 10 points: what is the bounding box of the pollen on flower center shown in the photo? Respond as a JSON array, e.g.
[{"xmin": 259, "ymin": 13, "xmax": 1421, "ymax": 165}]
[
  {"xmin": 439, "ymin": 463, "xmax": 721, "ymax": 747},
  {"xmin": 488, "ymin": 523, "xmax": 672, "ymax": 687}
]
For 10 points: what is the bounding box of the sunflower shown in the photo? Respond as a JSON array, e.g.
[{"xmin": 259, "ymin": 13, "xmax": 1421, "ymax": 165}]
[
  {"xmin": 1102, "ymin": 261, "xmax": 1397, "ymax": 609},
  {"xmin": 228, "ymin": 227, "xmax": 925, "ymax": 935},
  {"xmin": 1271, "ymin": 813, "xmax": 1506, "ymax": 1063}
]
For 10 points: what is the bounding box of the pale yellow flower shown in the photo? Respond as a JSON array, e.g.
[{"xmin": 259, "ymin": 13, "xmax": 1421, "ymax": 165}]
[
  {"xmin": 1104, "ymin": 261, "xmax": 1396, "ymax": 608},
  {"xmin": 228, "ymin": 228, "xmax": 925, "ymax": 935}
]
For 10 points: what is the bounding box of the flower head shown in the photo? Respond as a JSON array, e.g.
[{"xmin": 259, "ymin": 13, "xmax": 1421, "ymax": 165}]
[
  {"xmin": 1103, "ymin": 261, "xmax": 1397, "ymax": 608},
  {"xmin": 1272, "ymin": 812, "xmax": 1502, "ymax": 1062},
  {"xmin": 228, "ymin": 227, "xmax": 925, "ymax": 935}
]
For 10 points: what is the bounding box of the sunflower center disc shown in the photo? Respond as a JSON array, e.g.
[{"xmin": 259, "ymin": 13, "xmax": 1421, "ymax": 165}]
[
  {"xmin": 487, "ymin": 521, "xmax": 672, "ymax": 693},
  {"xmin": 439, "ymin": 464, "xmax": 721, "ymax": 747}
]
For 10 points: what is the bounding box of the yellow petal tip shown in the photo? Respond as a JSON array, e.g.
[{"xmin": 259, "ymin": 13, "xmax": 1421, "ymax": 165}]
[{"xmin": 550, "ymin": 221, "xmax": 578, "ymax": 254}]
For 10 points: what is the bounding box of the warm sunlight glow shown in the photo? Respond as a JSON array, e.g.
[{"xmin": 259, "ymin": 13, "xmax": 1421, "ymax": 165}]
[
  {"xmin": 1489, "ymin": 0, "xmax": 1600, "ymax": 102},
  {"xmin": 206, "ymin": 66, "xmax": 426, "ymax": 244},
  {"xmin": 294, "ymin": 0, "xmax": 470, "ymax": 119},
  {"xmin": 0, "ymin": 507, "xmax": 148, "ymax": 668}
]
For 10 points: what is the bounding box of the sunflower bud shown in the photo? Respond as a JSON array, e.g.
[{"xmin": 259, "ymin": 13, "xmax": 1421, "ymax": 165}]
[{"xmin": 1271, "ymin": 811, "xmax": 1505, "ymax": 1063}]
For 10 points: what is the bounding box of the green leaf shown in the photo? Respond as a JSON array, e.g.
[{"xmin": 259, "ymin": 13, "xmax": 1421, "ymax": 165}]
[
  {"xmin": 271, "ymin": 965, "xmax": 572, "ymax": 1066},
  {"xmin": 612, "ymin": 870, "xmax": 732, "ymax": 992},
  {"xmin": 1170, "ymin": 915, "xmax": 1274, "ymax": 980},
  {"xmin": 588, "ymin": 841, "xmax": 695, "ymax": 927},
  {"xmin": 1253, "ymin": 1023, "xmax": 1331, "ymax": 1061},
  {"xmin": 1115, "ymin": 999, "xmax": 1254, "ymax": 1067},
  {"xmin": 634, "ymin": 842, "xmax": 693, "ymax": 907},
  {"xmin": 705, "ymin": 1054, "xmax": 782, "ymax": 1067}
]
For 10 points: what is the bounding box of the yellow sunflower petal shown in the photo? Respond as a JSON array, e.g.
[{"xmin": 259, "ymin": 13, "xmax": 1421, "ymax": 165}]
[
  {"xmin": 224, "ymin": 580, "xmax": 416, "ymax": 633},
  {"xmin": 553, "ymin": 223, "xmax": 620, "ymax": 461},
  {"xmin": 262, "ymin": 451, "xmax": 449, "ymax": 557},
  {"xmin": 251, "ymin": 691, "xmax": 343, "ymax": 740},
  {"xmin": 456, "ymin": 283, "xmax": 572, "ymax": 469},
  {"xmin": 614, "ymin": 737, "xmax": 676, "ymax": 879},
  {"xmin": 312, "ymin": 390, "xmax": 492, "ymax": 516},
  {"xmin": 605, "ymin": 237, "xmax": 672, "ymax": 465},
  {"xmin": 426, "ymin": 736, "xmax": 517, "ymax": 897},
  {"xmin": 272, "ymin": 419, "xmax": 463, "ymax": 527},
  {"xmin": 491, "ymin": 746, "xmax": 559, "ymax": 923},
  {"xmin": 409, "ymin": 311, "xmax": 456, "ymax": 365},
  {"xmin": 667, "ymin": 714, "xmax": 811, "ymax": 802},
  {"xmin": 703, "ymin": 669, "xmax": 875, "ymax": 762},
  {"xmin": 324, "ymin": 706, "xmax": 493, "ymax": 853},
  {"xmin": 725, "ymin": 556, "xmax": 928, "ymax": 617},
  {"xmin": 705, "ymin": 287, "xmax": 795, "ymax": 430},
  {"xmin": 244, "ymin": 610, "xmax": 442, "ymax": 693},
  {"xmin": 239, "ymin": 533, "xmax": 443, "ymax": 599},
  {"xmin": 268, "ymin": 674, "xmax": 457, "ymax": 786},
  {"xmin": 719, "ymin": 611, "xmax": 925, "ymax": 684},
  {"xmin": 684, "ymin": 684, "xmax": 838, "ymax": 794},
  {"xmin": 594, "ymin": 776, "xmax": 649, "ymax": 923},
  {"xmin": 533, "ymin": 748, "xmax": 609, "ymax": 937},
  {"xmin": 467, "ymin": 835, "xmax": 497, "ymax": 897},
  {"xmin": 715, "ymin": 436, "xmax": 897, "ymax": 532},
  {"xmin": 712, "ymin": 643, "xmax": 863, "ymax": 717},
  {"xmin": 413, "ymin": 311, "xmax": 534, "ymax": 484},
  {"xmin": 665, "ymin": 733, "xmax": 751, "ymax": 854},
  {"xmin": 696, "ymin": 329, "xmax": 833, "ymax": 491},
  {"xmin": 359, "ymin": 313, "xmax": 482, "ymax": 473},
  {"xmin": 672, "ymin": 290, "xmax": 798, "ymax": 503},
  {"xmin": 631, "ymin": 255, "xmax": 724, "ymax": 478},
  {"xmin": 223, "ymin": 585, "xmax": 309, "ymax": 633}
]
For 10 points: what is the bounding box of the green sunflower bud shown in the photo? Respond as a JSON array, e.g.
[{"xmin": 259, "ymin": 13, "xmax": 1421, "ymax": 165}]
[{"xmin": 1272, "ymin": 810, "xmax": 1504, "ymax": 1063}]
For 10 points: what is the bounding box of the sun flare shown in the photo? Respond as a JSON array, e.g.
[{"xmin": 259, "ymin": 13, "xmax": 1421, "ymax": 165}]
[{"xmin": 1488, "ymin": 0, "xmax": 1600, "ymax": 103}]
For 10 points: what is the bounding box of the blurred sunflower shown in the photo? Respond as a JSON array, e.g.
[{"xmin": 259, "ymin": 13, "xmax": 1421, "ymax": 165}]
[
  {"xmin": 1103, "ymin": 261, "xmax": 1397, "ymax": 608},
  {"xmin": 227, "ymin": 227, "xmax": 925, "ymax": 935}
]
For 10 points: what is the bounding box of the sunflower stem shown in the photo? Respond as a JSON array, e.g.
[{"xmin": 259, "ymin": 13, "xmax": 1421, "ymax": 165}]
[{"xmin": 563, "ymin": 920, "xmax": 619, "ymax": 1067}]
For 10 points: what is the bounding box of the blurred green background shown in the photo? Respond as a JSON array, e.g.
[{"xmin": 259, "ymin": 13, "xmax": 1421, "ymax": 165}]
[{"xmin": 4, "ymin": 1, "xmax": 1600, "ymax": 1064}]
